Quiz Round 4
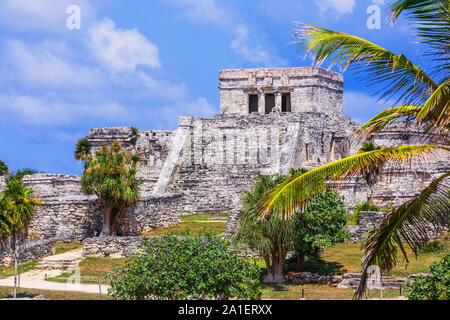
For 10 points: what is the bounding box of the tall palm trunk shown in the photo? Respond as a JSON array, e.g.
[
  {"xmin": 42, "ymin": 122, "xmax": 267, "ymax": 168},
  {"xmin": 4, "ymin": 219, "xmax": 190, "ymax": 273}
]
[
  {"xmin": 296, "ymin": 254, "xmax": 305, "ymax": 272},
  {"xmin": 101, "ymin": 207, "xmax": 112, "ymax": 236},
  {"xmin": 12, "ymin": 228, "xmax": 17, "ymax": 299}
]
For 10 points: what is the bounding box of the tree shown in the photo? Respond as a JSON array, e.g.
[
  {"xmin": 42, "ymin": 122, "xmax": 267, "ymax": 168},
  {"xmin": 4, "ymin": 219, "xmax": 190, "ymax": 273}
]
[
  {"xmin": 405, "ymin": 254, "xmax": 449, "ymax": 300},
  {"xmin": 107, "ymin": 234, "xmax": 262, "ymax": 300},
  {"xmin": 357, "ymin": 142, "xmax": 382, "ymax": 202},
  {"xmin": 233, "ymin": 173, "xmax": 297, "ymax": 283},
  {"xmin": 0, "ymin": 178, "xmax": 41, "ymax": 299},
  {"xmin": 77, "ymin": 141, "xmax": 141, "ymax": 236},
  {"xmin": 0, "ymin": 160, "xmax": 8, "ymax": 176},
  {"xmin": 234, "ymin": 169, "xmax": 348, "ymax": 280},
  {"xmin": 293, "ymin": 190, "xmax": 349, "ymax": 272},
  {"xmin": 74, "ymin": 138, "xmax": 91, "ymax": 162},
  {"xmin": 258, "ymin": 0, "xmax": 449, "ymax": 299}
]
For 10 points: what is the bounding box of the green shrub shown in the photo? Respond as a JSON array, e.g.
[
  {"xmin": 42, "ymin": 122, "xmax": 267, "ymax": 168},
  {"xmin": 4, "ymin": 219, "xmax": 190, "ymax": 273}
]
[
  {"xmin": 406, "ymin": 254, "xmax": 449, "ymax": 300},
  {"xmin": 107, "ymin": 234, "xmax": 262, "ymax": 300}
]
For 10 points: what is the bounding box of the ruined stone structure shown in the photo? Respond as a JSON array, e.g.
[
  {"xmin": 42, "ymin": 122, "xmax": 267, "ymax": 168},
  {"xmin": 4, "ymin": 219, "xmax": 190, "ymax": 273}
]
[
  {"xmin": 21, "ymin": 174, "xmax": 182, "ymax": 242},
  {"xmin": 1, "ymin": 67, "xmax": 448, "ymax": 247}
]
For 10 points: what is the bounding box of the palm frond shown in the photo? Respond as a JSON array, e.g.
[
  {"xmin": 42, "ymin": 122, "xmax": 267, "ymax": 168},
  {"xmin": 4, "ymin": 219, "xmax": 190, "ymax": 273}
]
[
  {"xmin": 417, "ymin": 78, "xmax": 450, "ymax": 129},
  {"xmin": 388, "ymin": 0, "xmax": 450, "ymax": 75},
  {"xmin": 356, "ymin": 105, "xmax": 423, "ymax": 137},
  {"xmin": 293, "ymin": 23, "xmax": 438, "ymax": 104},
  {"xmin": 355, "ymin": 170, "xmax": 450, "ymax": 299},
  {"xmin": 258, "ymin": 145, "xmax": 447, "ymax": 220}
]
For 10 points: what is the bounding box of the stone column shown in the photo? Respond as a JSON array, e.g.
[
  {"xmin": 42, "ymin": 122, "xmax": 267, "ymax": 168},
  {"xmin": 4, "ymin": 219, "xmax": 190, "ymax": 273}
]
[
  {"xmin": 258, "ymin": 92, "xmax": 265, "ymax": 115},
  {"xmin": 275, "ymin": 92, "xmax": 282, "ymax": 112}
]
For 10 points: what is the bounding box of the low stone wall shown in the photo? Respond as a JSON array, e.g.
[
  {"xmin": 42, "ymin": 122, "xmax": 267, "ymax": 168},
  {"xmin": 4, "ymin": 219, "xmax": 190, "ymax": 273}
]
[
  {"xmin": 28, "ymin": 198, "xmax": 103, "ymax": 241},
  {"xmin": 0, "ymin": 239, "xmax": 55, "ymax": 266},
  {"xmin": 336, "ymin": 273, "xmax": 408, "ymax": 290},
  {"xmin": 287, "ymin": 271, "xmax": 418, "ymax": 290},
  {"xmin": 129, "ymin": 193, "xmax": 183, "ymax": 235},
  {"xmin": 347, "ymin": 211, "xmax": 448, "ymax": 243},
  {"xmin": 82, "ymin": 236, "xmax": 153, "ymax": 258}
]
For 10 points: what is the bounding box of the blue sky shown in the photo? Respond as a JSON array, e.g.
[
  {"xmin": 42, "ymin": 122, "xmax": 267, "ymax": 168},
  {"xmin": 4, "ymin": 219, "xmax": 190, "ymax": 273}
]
[{"xmin": 0, "ymin": 0, "xmax": 428, "ymax": 175}]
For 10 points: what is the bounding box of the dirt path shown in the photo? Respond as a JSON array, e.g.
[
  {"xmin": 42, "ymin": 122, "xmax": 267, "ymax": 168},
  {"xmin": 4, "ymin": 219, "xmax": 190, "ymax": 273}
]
[{"xmin": 0, "ymin": 249, "xmax": 109, "ymax": 294}]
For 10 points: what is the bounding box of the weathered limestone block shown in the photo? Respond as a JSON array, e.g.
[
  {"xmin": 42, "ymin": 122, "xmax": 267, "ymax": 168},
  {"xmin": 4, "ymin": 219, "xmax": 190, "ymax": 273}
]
[
  {"xmin": 82, "ymin": 236, "xmax": 153, "ymax": 258},
  {"xmin": 347, "ymin": 211, "xmax": 448, "ymax": 243},
  {"xmin": 337, "ymin": 273, "xmax": 406, "ymax": 289},
  {"xmin": 0, "ymin": 239, "xmax": 55, "ymax": 266},
  {"xmin": 287, "ymin": 272, "xmax": 342, "ymax": 286}
]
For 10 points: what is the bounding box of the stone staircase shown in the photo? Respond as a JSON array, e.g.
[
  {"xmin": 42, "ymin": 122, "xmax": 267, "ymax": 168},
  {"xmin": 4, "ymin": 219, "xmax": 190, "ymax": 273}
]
[{"xmin": 35, "ymin": 248, "xmax": 82, "ymax": 271}]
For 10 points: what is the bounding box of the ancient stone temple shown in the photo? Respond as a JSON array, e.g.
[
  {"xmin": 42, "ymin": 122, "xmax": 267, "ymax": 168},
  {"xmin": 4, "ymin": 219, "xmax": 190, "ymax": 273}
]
[
  {"xmin": 1, "ymin": 67, "xmax": 448, "ymax": 243},
  {"xmin": 86, "ymin": 67, "xmax": 360, "ymax": 219}
]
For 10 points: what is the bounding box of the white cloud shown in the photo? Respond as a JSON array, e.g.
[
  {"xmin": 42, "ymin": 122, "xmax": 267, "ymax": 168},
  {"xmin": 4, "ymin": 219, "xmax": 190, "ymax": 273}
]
[
  {"xmin": 165, "ymin": 0, "xmax": 227, "ymax": 26},
  {"xmin": 164, "ymin": 0, "xmax": 287, "ymax": 67},
  {"xmin": 0, "ymin": 93, "xmax": 129, "ymax": 127},
  {"xmin": 0, "ymin": 0, "xmax": 95, "ymax": 32},
  {"xmin": 315, "ymin": 0, "xmax": 356, "ymax": 18},
  {"xmin": 231, "ymin": 25, "xmax": 271, "ymax": 66},
  {"xmin": 87, "ymin": 18, "xmax": 161, "ymax": 73},
  {"xmin": 3, "ymin": 39, "xmax": 103, "ymax": 89}
]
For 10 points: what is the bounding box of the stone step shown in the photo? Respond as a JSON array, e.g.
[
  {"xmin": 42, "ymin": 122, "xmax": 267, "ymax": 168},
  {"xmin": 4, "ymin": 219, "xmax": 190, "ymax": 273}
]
[{"xmin": 35, "ymin": 259, "xmax": 78, "ymax": 271}]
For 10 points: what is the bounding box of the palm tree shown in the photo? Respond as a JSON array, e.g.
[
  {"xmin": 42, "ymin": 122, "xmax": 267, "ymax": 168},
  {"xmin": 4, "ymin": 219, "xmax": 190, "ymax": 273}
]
[
  {"xmin": 0, "ymin": 178, "xmax": 41, "ymax": 299},
  {"xmin": 258, "ymin": 0, "xmax": 449, "ymax": 299},
  {"xmin": 358, "ymin": 142, "xmax": 382, "ymax": 202},
  {"xmin": 78, "ymin": 141, "xmax": 141, "ymax": 236}
]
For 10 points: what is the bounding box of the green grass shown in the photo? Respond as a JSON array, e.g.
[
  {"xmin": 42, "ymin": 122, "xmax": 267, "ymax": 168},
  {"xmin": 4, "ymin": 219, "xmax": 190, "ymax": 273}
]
[
  {"xmin": 0, "ymin": 260, "xmax": 38, "ymax": 279},
  {"xmin": 47, "ymin": 257, "xmax": 126, "ymax": 285},
  {"xmin": 302, "ymin": 241, "xmax": 448, "ymax": 277},
  {"xmin": 142, "ymin": 213, "xmax": 229, "ymax": 236},
  {"xmin": 262, "ymin": 283, "xmax": 403, "ymax": 300},
  {"xmin": 0, "ymin": 286, "xmax": 111, "ymax": 300},
  {"xmin": 54, "ymin": 242, "xmax": 82, "ymax": 255}
]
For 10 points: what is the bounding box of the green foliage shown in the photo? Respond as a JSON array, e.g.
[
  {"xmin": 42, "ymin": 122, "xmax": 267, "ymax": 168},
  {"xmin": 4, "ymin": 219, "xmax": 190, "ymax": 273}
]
[
  {"xmin": 131, "ymin": 127, "xmax": 139, "ymax": 135},
  {"xmin": 358, "ymin": 141, "xmax": 382, "ymax": 153},
  {"xmin": 294, "ymin": 190, "xmax": 349, "ymax": 261},
  {"xmin": 79, "ymin": 141, "xmax": 141, "ymax": 235},
  {"xmin": 7, "ymin": 169, "xmax": 38, "ymax": 182},
  {"xmin": 0, "ymin": 160, "xmax": 8, "ymax": 176},
  {"xmin": 107, "ymin": 234, "xmax": 262, "ymax": 300},
  {"xmin": 74, "ymin": 138, "xmax": 91, "ymax": 162},
  {"xmin": 234, "ymin": 170, "xmax": 348, "ymax": 278},
  {"xmin": 406, "ymin": 254, "xmax": 450, "ymax": 300},
  {"xmin": 0, "ymin": 178, "xmax": 41, "ymax": 240}
]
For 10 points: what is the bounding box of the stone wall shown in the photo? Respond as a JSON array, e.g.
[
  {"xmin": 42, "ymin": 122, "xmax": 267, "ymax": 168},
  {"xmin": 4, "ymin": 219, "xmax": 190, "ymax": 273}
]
[
  {"xmin": 0, "ymin": 239, "xmax": 55, "ymax": 266},
  {"xmin": 82, "ymin": 236, "xmax": 153, "ymax": 258},
  {"xmin": 2, "ymin": 174, "xmax": 183, "ymax": 242},
  {"xmin": 347, "ymin": 211, "xmax": 448, "ymax": 243},
  {"xmin": 219, "ymin": 67, "xmax": 343, "ymax": 116},
  {"xmin": 86, "ymin": 127, "xmax": 174, "ymax": 193},
  {"xmin": 166, "ymin": 112, "xmax": 357, "ymax": 215}
]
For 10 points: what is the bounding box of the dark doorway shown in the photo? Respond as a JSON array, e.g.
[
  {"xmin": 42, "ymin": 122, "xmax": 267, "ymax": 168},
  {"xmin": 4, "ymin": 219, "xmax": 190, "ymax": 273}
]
[
  {"xmin": 249, "ymin": 94, "xmax": 258, "ymax": 113},
  {"xmin": 282, "ymin": 93, "xmax": 291, "ymax": 112},
  {"xmin": 265, "ymin": 94, "xmax": 275, "ymax": 114}
]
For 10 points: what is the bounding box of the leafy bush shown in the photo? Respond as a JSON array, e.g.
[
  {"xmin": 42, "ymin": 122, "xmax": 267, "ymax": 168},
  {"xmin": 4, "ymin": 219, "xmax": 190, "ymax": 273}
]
[
  {"xmin": 406, "ymin": 254, "xmax": 449, "ymax": 300},
  {"xmin": 107, "ymin": 234, "xmax": 262, "ymax": 300},
  {"xmin": 293, "ymin": 190, "xmax": 350, "ymax": 271}
]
